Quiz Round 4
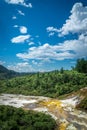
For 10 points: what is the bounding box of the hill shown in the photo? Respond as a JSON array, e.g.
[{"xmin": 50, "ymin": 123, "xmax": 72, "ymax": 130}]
[
  {"xmin": 0, "ymin": 70, "xmax": 87, "ymax": 97},
  {"xmin": 0, "ymin": 65, "xmax": 19, "ymax": 79}
]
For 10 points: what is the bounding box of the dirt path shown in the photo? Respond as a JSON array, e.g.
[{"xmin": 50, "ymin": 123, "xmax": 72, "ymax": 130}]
[{"xmin": 0, "ymin": 94, "xmax": 87, "ymax": 130}]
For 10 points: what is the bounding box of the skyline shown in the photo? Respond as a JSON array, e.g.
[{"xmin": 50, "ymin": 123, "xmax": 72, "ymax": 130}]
[{"xmin": 0, "ymin": 0, "xmax": 87, "ymax": 72}]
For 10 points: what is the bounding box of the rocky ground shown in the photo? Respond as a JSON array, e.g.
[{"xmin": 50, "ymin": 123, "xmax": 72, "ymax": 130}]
[{"xmin": 0, "ymin": 94, "xmax": 87, "ymax": 130}]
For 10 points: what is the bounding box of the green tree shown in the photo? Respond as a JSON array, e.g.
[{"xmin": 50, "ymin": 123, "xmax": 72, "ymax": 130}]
[
  {"xmin": 75, "ymin": 58, "xmax": 87, "ymax": 73},
  {"xmin": 60, "ymin": 67, "xmax": 64, "ymax": 74}
]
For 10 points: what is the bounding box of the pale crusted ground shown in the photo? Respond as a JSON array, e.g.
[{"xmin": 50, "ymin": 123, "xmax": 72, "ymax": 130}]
[{"xmin": 0, "ymin": 94, "xmax": 87, "ymax": 130}]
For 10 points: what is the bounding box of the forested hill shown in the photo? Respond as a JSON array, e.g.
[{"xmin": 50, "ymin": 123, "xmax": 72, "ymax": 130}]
[
  {"xmin": 0, "ymin": 70, "xmax": 87, "ymax": 96},
  {"xmin": 0, "ymin": 59, "xmax": 87, "ymax": 97},
  {"xmin": 0, "ymin": 65, "xmax": 20, "ymax": 79},
  {"xmin": 0, "ymin": 59, "xmax": 87, "ymax": 110}
]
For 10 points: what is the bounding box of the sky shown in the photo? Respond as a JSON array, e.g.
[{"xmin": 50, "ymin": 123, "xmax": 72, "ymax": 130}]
[{"xmin": 0, "ymin": 0, "xmax": 87, "ymax": 72}]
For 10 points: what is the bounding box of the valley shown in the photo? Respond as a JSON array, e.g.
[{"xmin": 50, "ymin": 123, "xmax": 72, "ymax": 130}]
[{"xmin": 1, "ymin": 0, "xmax": 87, "ymax": 129}]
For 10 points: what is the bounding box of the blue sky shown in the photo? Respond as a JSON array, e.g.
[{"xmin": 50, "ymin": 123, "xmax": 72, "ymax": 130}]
[{"xmin": 0, "ymin": 0, "xmax": 87, "ymax": 72}]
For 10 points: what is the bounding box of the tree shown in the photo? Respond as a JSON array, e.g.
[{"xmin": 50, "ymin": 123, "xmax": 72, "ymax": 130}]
[
  {"xmin": 75, "ymin": 58, "xmax": 87, "ymax": 73},
  {"xmin": 60, "ymin": 67, "xmax": 64, "ymax": 74}
]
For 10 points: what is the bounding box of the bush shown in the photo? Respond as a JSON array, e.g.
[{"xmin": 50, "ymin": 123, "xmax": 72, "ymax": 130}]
[{"xmin": 0, "ymin": 105, "xmax": 56, "ymax": 130}]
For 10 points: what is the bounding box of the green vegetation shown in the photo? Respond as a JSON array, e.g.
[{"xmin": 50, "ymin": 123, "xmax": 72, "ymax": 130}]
[
  {"xmin": 0, "ymin": 70, "xmax": 87, "ymax": 98},
  {"xmin": 75, "ymin": 58, "xmax": 87, "ymax": 73},
  {"xmin": 0, "ymin": 105, "xmax": 56, "ymax": 130}
]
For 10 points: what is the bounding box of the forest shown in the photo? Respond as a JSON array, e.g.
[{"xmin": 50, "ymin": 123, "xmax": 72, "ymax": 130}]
[{"xmin": 0, "ymin": 70, "xmax": 87, "ymax": 97}]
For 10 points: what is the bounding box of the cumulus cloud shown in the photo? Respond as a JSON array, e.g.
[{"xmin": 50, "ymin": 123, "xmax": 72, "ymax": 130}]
[
  {"xmin": 16, "ymin": 43, "xmax": 74, "ymax": 61},
  {"xmin": 44, "ymin": 2, "xmax": 87, "ymax": 61},
  {"xmin": 46, "ymin": 3, "xmax": 87, "ymax": 37},
  {"xmin": 5, "ymin": 0, "xmax": 32, "ymax": 8},
  {"xmin": 20, "ymin": 26, "xmax": 27, "ymax": 34},
  {"xmin": 59, "ymin": 3, "xmax": 87, "ymax": 36},
  {"xmin": 16, "ymin": 32, "xmax": 87, "ymax": 61},
  {"xmin": 11, "ymin": 35, "xmax": 30, "ymax": 43},
  {"xmin": 18, "ymin": 10, "xmax": 25, "ymax": 16},
  {"xmin": 8, "ymin": 62, "xmax": 34, "ymax": 72}
]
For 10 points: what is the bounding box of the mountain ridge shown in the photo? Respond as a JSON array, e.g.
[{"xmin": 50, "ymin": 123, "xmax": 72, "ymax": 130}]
[{"xmin": 0, "ymin": 64, "xmax": 19, "ymax": 79}]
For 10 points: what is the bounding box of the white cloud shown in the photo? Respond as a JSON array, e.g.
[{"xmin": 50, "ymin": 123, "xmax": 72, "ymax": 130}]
[
  {"xmin": 28, "ymin": 3, "xmax": 32, "ymax": 8},
  {"xmin": 46, "ymin": 3, "xmax": 87, "ymax": 37},
  {"xmin": 47, "ymin": 26, "xmax": 59, "ymax": 32},
  {"xmin": 16, "ymin": 33, "xmax": 87, "ymax": 61},
  {"xmin": 44, "ymin": 2, "xmax": 87, "ymax": 61},
  {"xmin": 32, "ymin": 59, "xmax": 51, "ymax": 67},
  {"xmin": 59, "ymin": 35, "xmax": 87, "ymax": 58},
  {"xmin": 20, "ymin": 26, "xmax": 27, "ymax": 34},
  {"xmin": 12, "ymin": 16, "xmax": 17, "ymax": 19},
  {"xmin": 28, "ymin": 42, "xmax": 35, "ymax": 45},
  {"xmin": 8, "ymin": 62, "xmax": 34, "ymax": 72},
  {"xmin": 5, "ymin": 0, "xmax": 32, "ymax": 8},
  {"xmin": 46, "ymin": 27, "xmax": 59, "ymax": 37},
  {"xmin": 18, "ymin": 10, "xmax": 25, "ymax": 16},
  {"xmin": 59, "ymin": 3, "xmax": 87, "ymax": 36},
  {"xmin": 11, "ymin": 35, "xmax": 30, "ymax": 43},
  {"xmin": 16, "ymin": 43, "xmax": 74, "ymax": 61},
  {"xmin": 46, "ymin": 26, "xmax": 59, "ymax": 37},
  {"xmin": 13, "ymin": 25, "xmax": 27, "ymax": 34},
  {"xmin": 49, "ymin": 32, "xmax": 55, "ymax": 37}
]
